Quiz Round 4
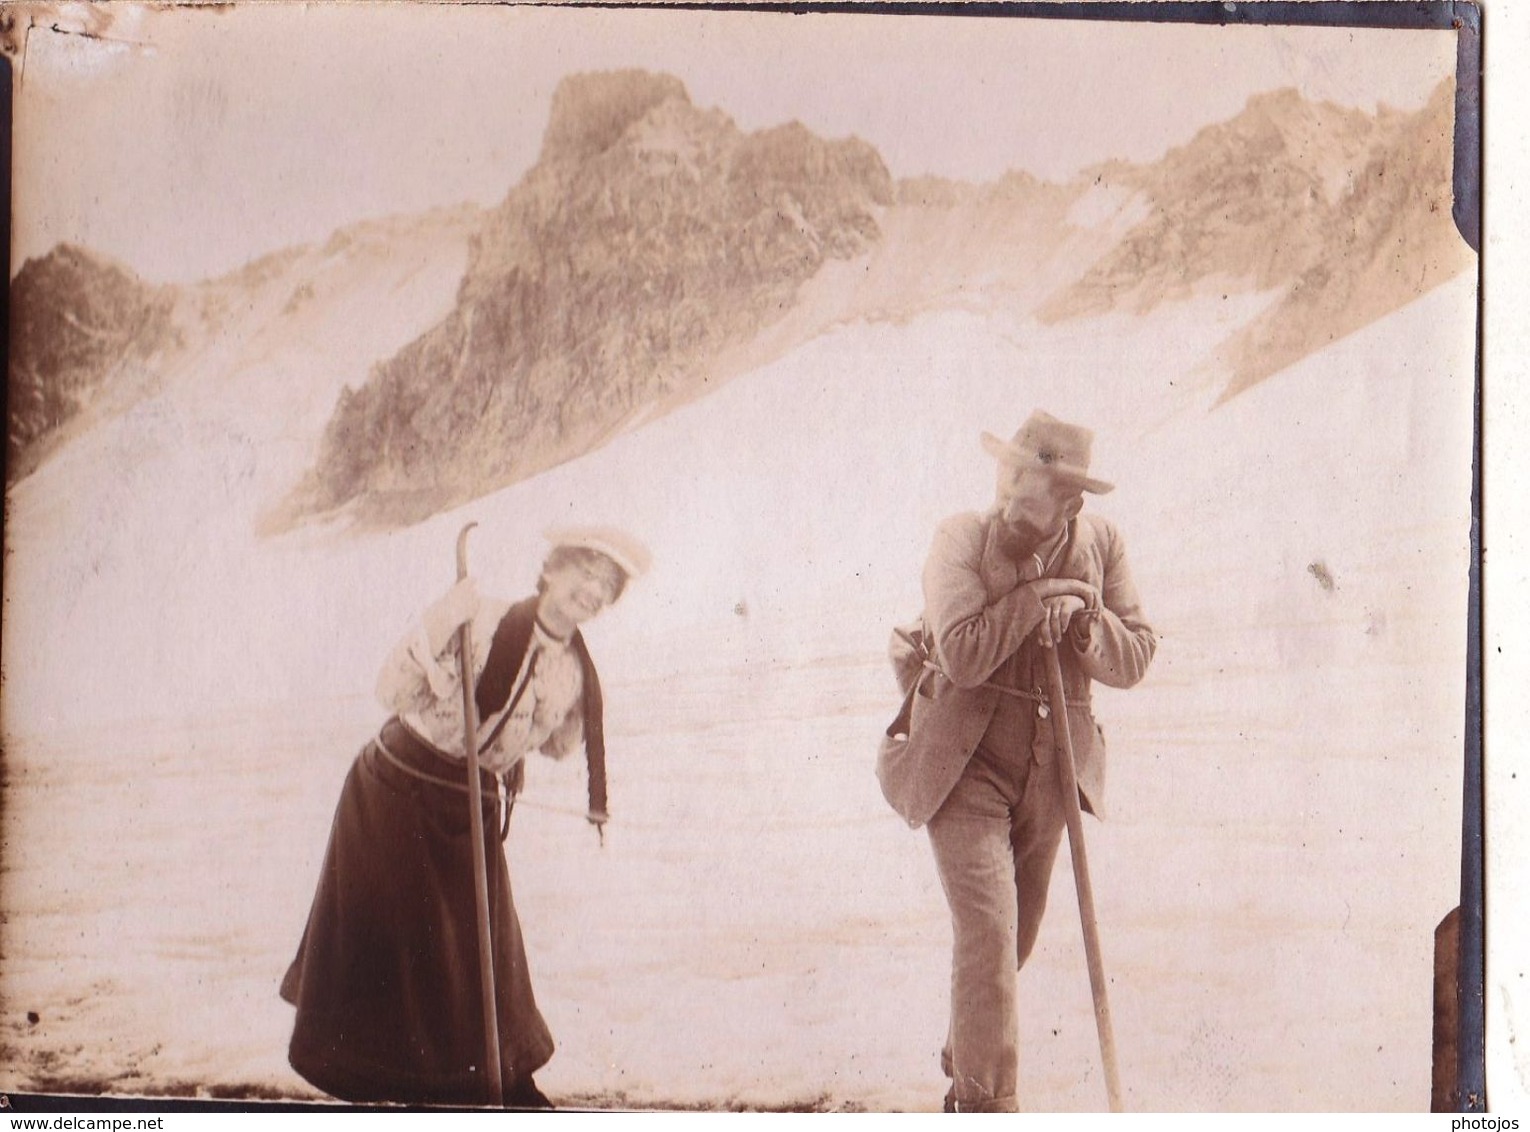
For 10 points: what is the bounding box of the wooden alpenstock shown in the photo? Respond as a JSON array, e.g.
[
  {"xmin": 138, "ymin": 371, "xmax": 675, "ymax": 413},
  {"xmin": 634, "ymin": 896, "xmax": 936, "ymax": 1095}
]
[
  {"xmin": 455, "ymin": 521, "xmax": 503, "ymax": 1106},
  {"xmin": 1044, "ymin": 643, "xmax": 1124, "ymax": 1113}
]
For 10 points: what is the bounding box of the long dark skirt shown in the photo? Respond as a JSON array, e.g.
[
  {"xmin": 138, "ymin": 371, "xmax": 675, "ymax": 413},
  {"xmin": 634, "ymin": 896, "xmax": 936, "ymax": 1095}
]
[{"xmin": 280, "ymin": 717, "xmax": 554, "ymax": 1106}]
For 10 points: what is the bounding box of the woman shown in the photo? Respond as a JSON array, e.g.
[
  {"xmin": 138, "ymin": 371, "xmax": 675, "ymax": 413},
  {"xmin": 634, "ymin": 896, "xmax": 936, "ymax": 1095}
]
[{"xmin": 280, "ymin": 526, "xmax": 649, "ymax": 1108}]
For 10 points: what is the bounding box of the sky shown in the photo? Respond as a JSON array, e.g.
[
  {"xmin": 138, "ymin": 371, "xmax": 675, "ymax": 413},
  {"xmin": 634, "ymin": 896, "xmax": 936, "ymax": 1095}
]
[{"xmin": 10, "ymin": 2, "xmax": 1458, "ymax": 284}]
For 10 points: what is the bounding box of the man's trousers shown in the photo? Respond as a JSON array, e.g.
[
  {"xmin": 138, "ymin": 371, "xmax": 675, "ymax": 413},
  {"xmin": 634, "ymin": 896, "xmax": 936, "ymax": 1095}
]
[{"xmin": 926, "ymin": 738, "xmax": 1069, "ymax": 1112}]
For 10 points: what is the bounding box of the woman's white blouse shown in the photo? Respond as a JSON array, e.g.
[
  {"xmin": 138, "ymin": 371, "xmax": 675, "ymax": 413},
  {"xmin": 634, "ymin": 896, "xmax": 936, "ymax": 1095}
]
[{"xmin": 375, "ymin": 595, "xmax": 585, "ymax": 775}]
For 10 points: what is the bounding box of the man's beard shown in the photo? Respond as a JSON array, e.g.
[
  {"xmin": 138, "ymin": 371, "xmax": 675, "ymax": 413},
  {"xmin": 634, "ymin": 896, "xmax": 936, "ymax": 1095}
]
[{"xmin": 994, "ymin": 516, "xmax": 1047, "ymax": 560}]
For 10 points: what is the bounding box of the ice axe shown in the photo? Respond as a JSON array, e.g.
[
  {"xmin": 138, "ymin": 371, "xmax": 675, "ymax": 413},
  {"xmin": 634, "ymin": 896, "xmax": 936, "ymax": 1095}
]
[
  {"xmin": 1043, "ymin": 642, "xmax": 1124, "ymax": 1112},
  {"xmin": 455, "ymin": 521, "xmax": 504, "ymax": 1106}
]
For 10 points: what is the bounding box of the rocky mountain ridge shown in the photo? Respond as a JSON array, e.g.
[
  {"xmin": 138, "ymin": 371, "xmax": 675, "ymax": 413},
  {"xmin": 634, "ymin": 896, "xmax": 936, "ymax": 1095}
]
[
  {"xmin": 282, "ymin": 70, "xmax": 894, "ymax": 527},
  {"xmin": 8, "ymin": 69, "xmax": 1471, "ymax": 530},
  {"xmin": 1041, "ymin": 80, "xmax": 1469, "ymax": 395},
  {"xmin": 8, "ymin": 245, "xmax": 178, "ymax": 482},
  {"xmin": 7, "ymin": 206, "xmax": 483, "ymax": 489}
]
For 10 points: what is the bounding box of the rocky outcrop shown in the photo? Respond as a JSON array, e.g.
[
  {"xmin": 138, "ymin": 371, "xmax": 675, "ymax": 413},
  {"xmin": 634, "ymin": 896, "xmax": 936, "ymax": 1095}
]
[
  {"xmin": 1215, "ymin": 81, "xmax": 1471, "ymax": 397},
  {"xmin": 1039, "ymin": 80, "xmax": 1470, "ymax": 397},
  {"xmin": 8, "ymin": 246, "xmax": 178, "ymax": 481},
  {"xmin": 290, "ymin": 69, "xmax": 893, "ymax": 525},
  {"xmin": 10, "ymin": 71, "xmax": 1469, "ymax": 527}
]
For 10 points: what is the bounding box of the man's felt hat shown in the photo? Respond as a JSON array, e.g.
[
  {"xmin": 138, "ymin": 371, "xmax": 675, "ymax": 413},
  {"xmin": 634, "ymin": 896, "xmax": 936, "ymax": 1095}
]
[{"xmin": 981, "ymin": 410, "xmax": 1115, "ymax": 494}]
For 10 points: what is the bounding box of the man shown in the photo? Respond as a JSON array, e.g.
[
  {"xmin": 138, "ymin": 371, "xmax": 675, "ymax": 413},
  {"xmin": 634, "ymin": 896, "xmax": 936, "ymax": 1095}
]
[{"xmin": 877, "ymin": 410, "xmax": 1156, "ymax": 1112}]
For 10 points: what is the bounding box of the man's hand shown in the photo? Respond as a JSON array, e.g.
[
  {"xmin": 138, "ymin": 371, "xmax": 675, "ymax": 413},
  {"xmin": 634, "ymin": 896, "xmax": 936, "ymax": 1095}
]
[
  {"xmin": 1037, "ymin": 595, "xmax": 1089, "ymax": 648},
  {"xmin": 1029, "ymin": 577, "xmax": 1099, "ymax": 606},
  {"xmin": 1028, "ymin": 579, "xmax": 1101, "ymax": 648}
]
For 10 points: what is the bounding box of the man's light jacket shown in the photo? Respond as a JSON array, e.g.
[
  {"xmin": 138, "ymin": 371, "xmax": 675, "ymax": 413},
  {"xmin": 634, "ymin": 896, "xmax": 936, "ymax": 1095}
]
[{"xmin": 877, "ymin": 509, "xmax": 1157, "ymax": 828}]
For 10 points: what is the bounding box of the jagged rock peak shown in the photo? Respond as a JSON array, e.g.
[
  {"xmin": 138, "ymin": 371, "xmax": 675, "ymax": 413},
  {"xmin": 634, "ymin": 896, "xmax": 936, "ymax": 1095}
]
[
  {"xmin": 539, "ymin": 69, "xmax": 692, "ymax": 165},
  {"xmin": 13, "ymin": 241, "xmax": 148, "ymax": 289},
  {"xmin": 283, "ymin": 68, "xmax": 897, "ymax": 528},
  {"xmin": 8, "ymin": 241, "xmax": 178, "ymax": 483},
  {"xmin": 1242, "ymin": 85, "xmax": 1310, "ymax": 114}
]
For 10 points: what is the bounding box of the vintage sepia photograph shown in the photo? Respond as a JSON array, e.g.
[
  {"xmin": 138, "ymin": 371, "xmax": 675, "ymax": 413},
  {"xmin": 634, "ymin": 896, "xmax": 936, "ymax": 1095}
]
[{"xmin": 2, "ymin": 1, "xmax": 1484, "ymax": 1113}]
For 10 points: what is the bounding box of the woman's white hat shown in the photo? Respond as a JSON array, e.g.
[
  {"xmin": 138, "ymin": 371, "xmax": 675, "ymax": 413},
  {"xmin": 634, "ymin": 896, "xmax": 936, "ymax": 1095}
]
[{"xmin": 545, "ymin": 525, "xmax": 652, "ymax": 579}]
